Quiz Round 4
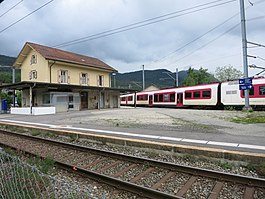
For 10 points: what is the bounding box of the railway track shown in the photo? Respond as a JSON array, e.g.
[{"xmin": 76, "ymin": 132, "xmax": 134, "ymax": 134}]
[{"xmin": 0, "ymin": 129, "xmax": 264, "ymax": 199}]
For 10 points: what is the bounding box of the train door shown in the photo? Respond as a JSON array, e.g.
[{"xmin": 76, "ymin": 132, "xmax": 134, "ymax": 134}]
[
  {"xmin": 149, "ymin": 95, "xmax": 153, "ymax": 106},
  {"xmin": 176, "ymin": 93, "xmax": 183, "ymax": 107}
]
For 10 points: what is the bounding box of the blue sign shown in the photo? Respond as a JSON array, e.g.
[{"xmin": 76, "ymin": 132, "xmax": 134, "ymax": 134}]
[
  {"xmin": 239, "ymin": 78, "xmax": 252, "ymax": 85},
  {"xmin": 239, "ymin": 78, "xmax": 253, "ymax": 90},
  {"xmin": 239, "ymin": 84, "xmax": 253, "ymax": 90}
]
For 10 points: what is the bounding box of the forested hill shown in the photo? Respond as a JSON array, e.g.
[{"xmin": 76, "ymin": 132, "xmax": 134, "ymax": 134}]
[
  {"xmin": 0, "ymin": 54, "xmax": 16, "ymax": 66},
  {"xmin": 115, "ymin": 69, "xmax": 188, "ymax": 90},
  {"xmin": 0, "ymin": 54, "xmax": 20, "ymax": 83}
]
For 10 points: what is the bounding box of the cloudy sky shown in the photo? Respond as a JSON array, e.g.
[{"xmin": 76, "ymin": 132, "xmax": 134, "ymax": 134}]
[{"xmin": 0, "ymin": 0, "xmax": 265, "ymax": 76}]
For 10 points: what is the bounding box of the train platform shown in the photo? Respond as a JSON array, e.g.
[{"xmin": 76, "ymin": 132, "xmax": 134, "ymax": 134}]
[{"xmin": 0, "ymin": 107, "xmax": 264, "ymax": 160}]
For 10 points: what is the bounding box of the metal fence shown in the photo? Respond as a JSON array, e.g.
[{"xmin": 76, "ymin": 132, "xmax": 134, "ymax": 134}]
[{"xmin": 0, "ymin": 150, "xmax": 99, "ymax": 199}]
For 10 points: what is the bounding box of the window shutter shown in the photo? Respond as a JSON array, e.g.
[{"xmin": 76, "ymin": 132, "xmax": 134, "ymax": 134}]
[
  {"xmin": 79, "ymin": 73, "xmax": 82, "ymax": 85},
  {"xmin": 102, "ymin": 75, "xmax": 104, "ymax": 87},
  {"xmin": 97, "ymin": 75, "xmax": 100, "ymax": 86},
  {"xmin": 57, "ymin": 70, "xmax": 61, "ymax": 83},
  {"xmin": 67, "ymin": 71, "xmax": 70, "ymax": 84},
  {"xmin": 87, "ymin": 74, "xmax": 89, "ymax": 85},
  {"xmin": 29, "ymin": 71, "xmax": 32, "ymax": 80}
]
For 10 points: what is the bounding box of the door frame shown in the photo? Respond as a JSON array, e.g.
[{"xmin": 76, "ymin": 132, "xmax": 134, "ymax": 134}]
[{"xmin": 176, "ymin": 93, "xmax": 183, "ymax": 107}]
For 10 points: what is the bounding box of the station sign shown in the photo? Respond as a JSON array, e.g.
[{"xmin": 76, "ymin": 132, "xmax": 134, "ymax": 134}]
[
  {"xmin": 239, "ymin": 84, "xmax": 253, "ymax": 90},
  {"xmin": 239, "ymin": 78, "xmax": 252, "ymax": 85},
  {"xmin": 239, "ymin": 77, "xmax": 253, "ymax": 90}
]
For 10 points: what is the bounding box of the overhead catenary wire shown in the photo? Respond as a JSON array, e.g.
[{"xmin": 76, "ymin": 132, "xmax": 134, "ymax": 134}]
[
  {"xmin": 161, "ymin": 23, "xmax": 240, "ymax": 68},
  {"xmin": 151, "ymin": 12, "xmax": 240, "ymax": 64},
  {"xmin": 0, "ymin": 0, "xmax": 23, "ymax": 18},
  {"xmin": 53, "ymin": 0, "xmax": 236, "ymax": 48},
  {"xmin": 0, "ymin": 0, "xmax": 54, "ymax": 34}
]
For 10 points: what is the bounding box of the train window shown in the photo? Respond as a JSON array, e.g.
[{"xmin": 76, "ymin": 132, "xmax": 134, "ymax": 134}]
[
  {"xmin": 128, "ymin": 96, "xmax": 133, "ymax": 101},
  {"xmin": 164, "ymin": 94, "xmax": 169, "ymax": 102},
  {"xmin": 185, "ymin": 92, "xmax": 192, "ymax": 99},
  {"xmin": 159, "ymin": 94, "xmax": 163, "ymax": 102},
  {"xmin": 202, "ymin": 90, "xmax": 211, "ymax": 98},
  {"xmin": 170, "ymin": 93, "xmax": 175, "ymax": 102},
  {"xmin": 194, "ymin": 91, "xmax": 201, "ymax": 98},
  {"xmin": 121, "ymin": 97, "xmax": 126, "ymax": 101},
  {"xmin": 259, "ymin": 86, "xmax": 265, "ymax": 95},
  {"xmin": 137, "ymin": 95, "xmax": 148, "ymax": 101},
  {"xmin": 154, "ymin": 94, "xmax": 158, "ymax": 102},
  {"xmin": 242, "ymin": 87, "xmax": 254, "ymax": 96}
]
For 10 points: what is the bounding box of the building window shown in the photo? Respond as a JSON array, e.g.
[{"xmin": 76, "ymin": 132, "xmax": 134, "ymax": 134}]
[
  {"xmin": 30, "ymin": 54, "xmax": 37, "ymax": 65},
  {"xmin": 58, "ymin": 70, "xmax": 68, "ymax": 83},
  {"xmin": 29, "ymin": 70, "xmax": 37, "ymax": 80},
  {"xmin": 98, "ymin": 75, "xmax": 104, "ymax": 86},
  {"xmin": 80, "ymin": 73, "xmax": 88, "ymax": 85},
  {"xmin": 42, "ymin": 94, "xmax": 50, "ymax": 104}
]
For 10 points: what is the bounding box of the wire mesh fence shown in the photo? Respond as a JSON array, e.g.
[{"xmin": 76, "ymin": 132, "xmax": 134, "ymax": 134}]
[{"xmin": 0, "ymin": 149, "xmax": 102, "ymax": 199}]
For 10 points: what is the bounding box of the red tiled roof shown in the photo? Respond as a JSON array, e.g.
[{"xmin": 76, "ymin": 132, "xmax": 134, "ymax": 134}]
[{"xmin": 26, "ymin": 42, "xmax": 117, "ymax": 72}]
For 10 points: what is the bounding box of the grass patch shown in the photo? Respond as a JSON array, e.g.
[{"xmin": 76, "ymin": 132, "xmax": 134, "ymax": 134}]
[
  {"xmin": 225, "ymin": 106, "xmax": 237, "ymax": 111},
  {"xmin": 217, "ymin": 161, "xmax": 233, "ymax": 170},
  {"xmin": 43, "ymin": 132, "xmax": 58, "ymax": 139},
  {"xmin": 27, "ymin": 156, "xmax": 55, "ymax": 174},
  {"xmin": 69, "ymin": 133, "xmax": 79, "ymax": 142},
  {"xmin": 31, "ymin": 129, "xmax": 41, "ymax": 136},
  {"xmin": 231, "ymin": 114, "xmax": 265, "ymax": 124},
  {"xmin": 245, "ymin": 162, "xmax": 265, "ymax": 177}
]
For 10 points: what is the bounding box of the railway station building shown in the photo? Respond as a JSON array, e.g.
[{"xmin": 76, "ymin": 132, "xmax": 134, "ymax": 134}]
[{"xmin": 0, "ymin": 42, "xmax": 130, "ymax": 114}]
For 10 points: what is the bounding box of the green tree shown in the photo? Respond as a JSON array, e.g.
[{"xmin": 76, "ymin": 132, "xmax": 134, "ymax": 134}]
[
  {"xmin": 182, "ymin": 67, "xmax": 216, "ymax": 86},
  {"xmin": 0, "ymin": 72, "xmax": 12, "ymax": 83},
  {"xmin": 215, "ymin": 65, "xmax": 243, "ymax": 82}
]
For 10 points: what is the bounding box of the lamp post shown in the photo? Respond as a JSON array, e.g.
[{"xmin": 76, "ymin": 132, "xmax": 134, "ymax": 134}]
[{"xmin": 162, "ymin": 68, "xmax": 179, "ymax": 87}]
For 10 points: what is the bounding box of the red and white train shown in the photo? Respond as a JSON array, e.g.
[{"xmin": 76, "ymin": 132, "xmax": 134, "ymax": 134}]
[{"xmin": 120, "ymin": 78, "xmax": 265, "ymax": 109}]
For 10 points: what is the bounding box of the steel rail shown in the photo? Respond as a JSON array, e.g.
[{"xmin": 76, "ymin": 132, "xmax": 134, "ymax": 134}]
[{"xmin": 1, "ymin": 129, "xmax": 265, "ymax": 187}]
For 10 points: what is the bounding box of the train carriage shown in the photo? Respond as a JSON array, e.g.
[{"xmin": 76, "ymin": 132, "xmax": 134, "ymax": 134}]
[
  {"xmin": 182, "ymin": 83, "xmax": 220, "ymax": 107},
  {"xmin": 120, "ymin": 77, "xmax": 265, "ymax": 109},
  {"xmin": 120, "ymin": 93, "xmax": 135, "ymax": 106},
  {"xmin": 152, "ymin": 87, "xmax": 185, "ymax": 107},
  {"xmin": 221, "ymin": 78, "xmax": 265, "ymax": 107},
  {"xmin": 136, "ymin": 91, "xmax": 153, "ymax": 106}
]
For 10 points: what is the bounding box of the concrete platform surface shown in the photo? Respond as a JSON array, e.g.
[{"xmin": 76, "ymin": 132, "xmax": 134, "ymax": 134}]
[{"xmin": 0, "ymin": 107, "xmax": 265, "ymax": 154}]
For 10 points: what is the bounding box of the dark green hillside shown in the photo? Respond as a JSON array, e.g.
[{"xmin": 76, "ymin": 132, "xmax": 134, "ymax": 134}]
[
  {"xmin": 0, "ymin": 54, "xmax": 16, "ymax": 66},
  {"xmin": 0, "ymin": 54, "xmax": 20, "ymax": 83},
  {"xmin": 114, "ymin": 69, "xmax": 188, "ymax": 90}
]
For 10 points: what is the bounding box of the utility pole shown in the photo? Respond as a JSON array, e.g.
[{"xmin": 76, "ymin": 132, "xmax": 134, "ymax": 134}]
[
  {"xmin": 176, "ymin": 68, "xmax": 179, "ymax": 87},
  {"xmin": 239, "ymin": 0, "xmax": 250, "ymax": 109},
  {"xmin": 142, "ymin": 65, "xmax": 145, "ymax": 90}
]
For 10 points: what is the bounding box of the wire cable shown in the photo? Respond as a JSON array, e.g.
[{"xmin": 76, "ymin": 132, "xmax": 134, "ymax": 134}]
[
  {"xmin": 0, "ymin": 0, "xmax": 54, "ymax": 34},
  {"xmin": 0, "ymin": 0, "xmax": 23, "ymax": 18},
  {"xmin": 152, "ymin": 12, "xmax": 240, "ymax": 64},
  {"xmin": 163, "ymin": 23, "xmax": 240, "ymax": 68},
  {"xmin": 53, "ymin": 0, "xmax": 236, "ymax": 48}
]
